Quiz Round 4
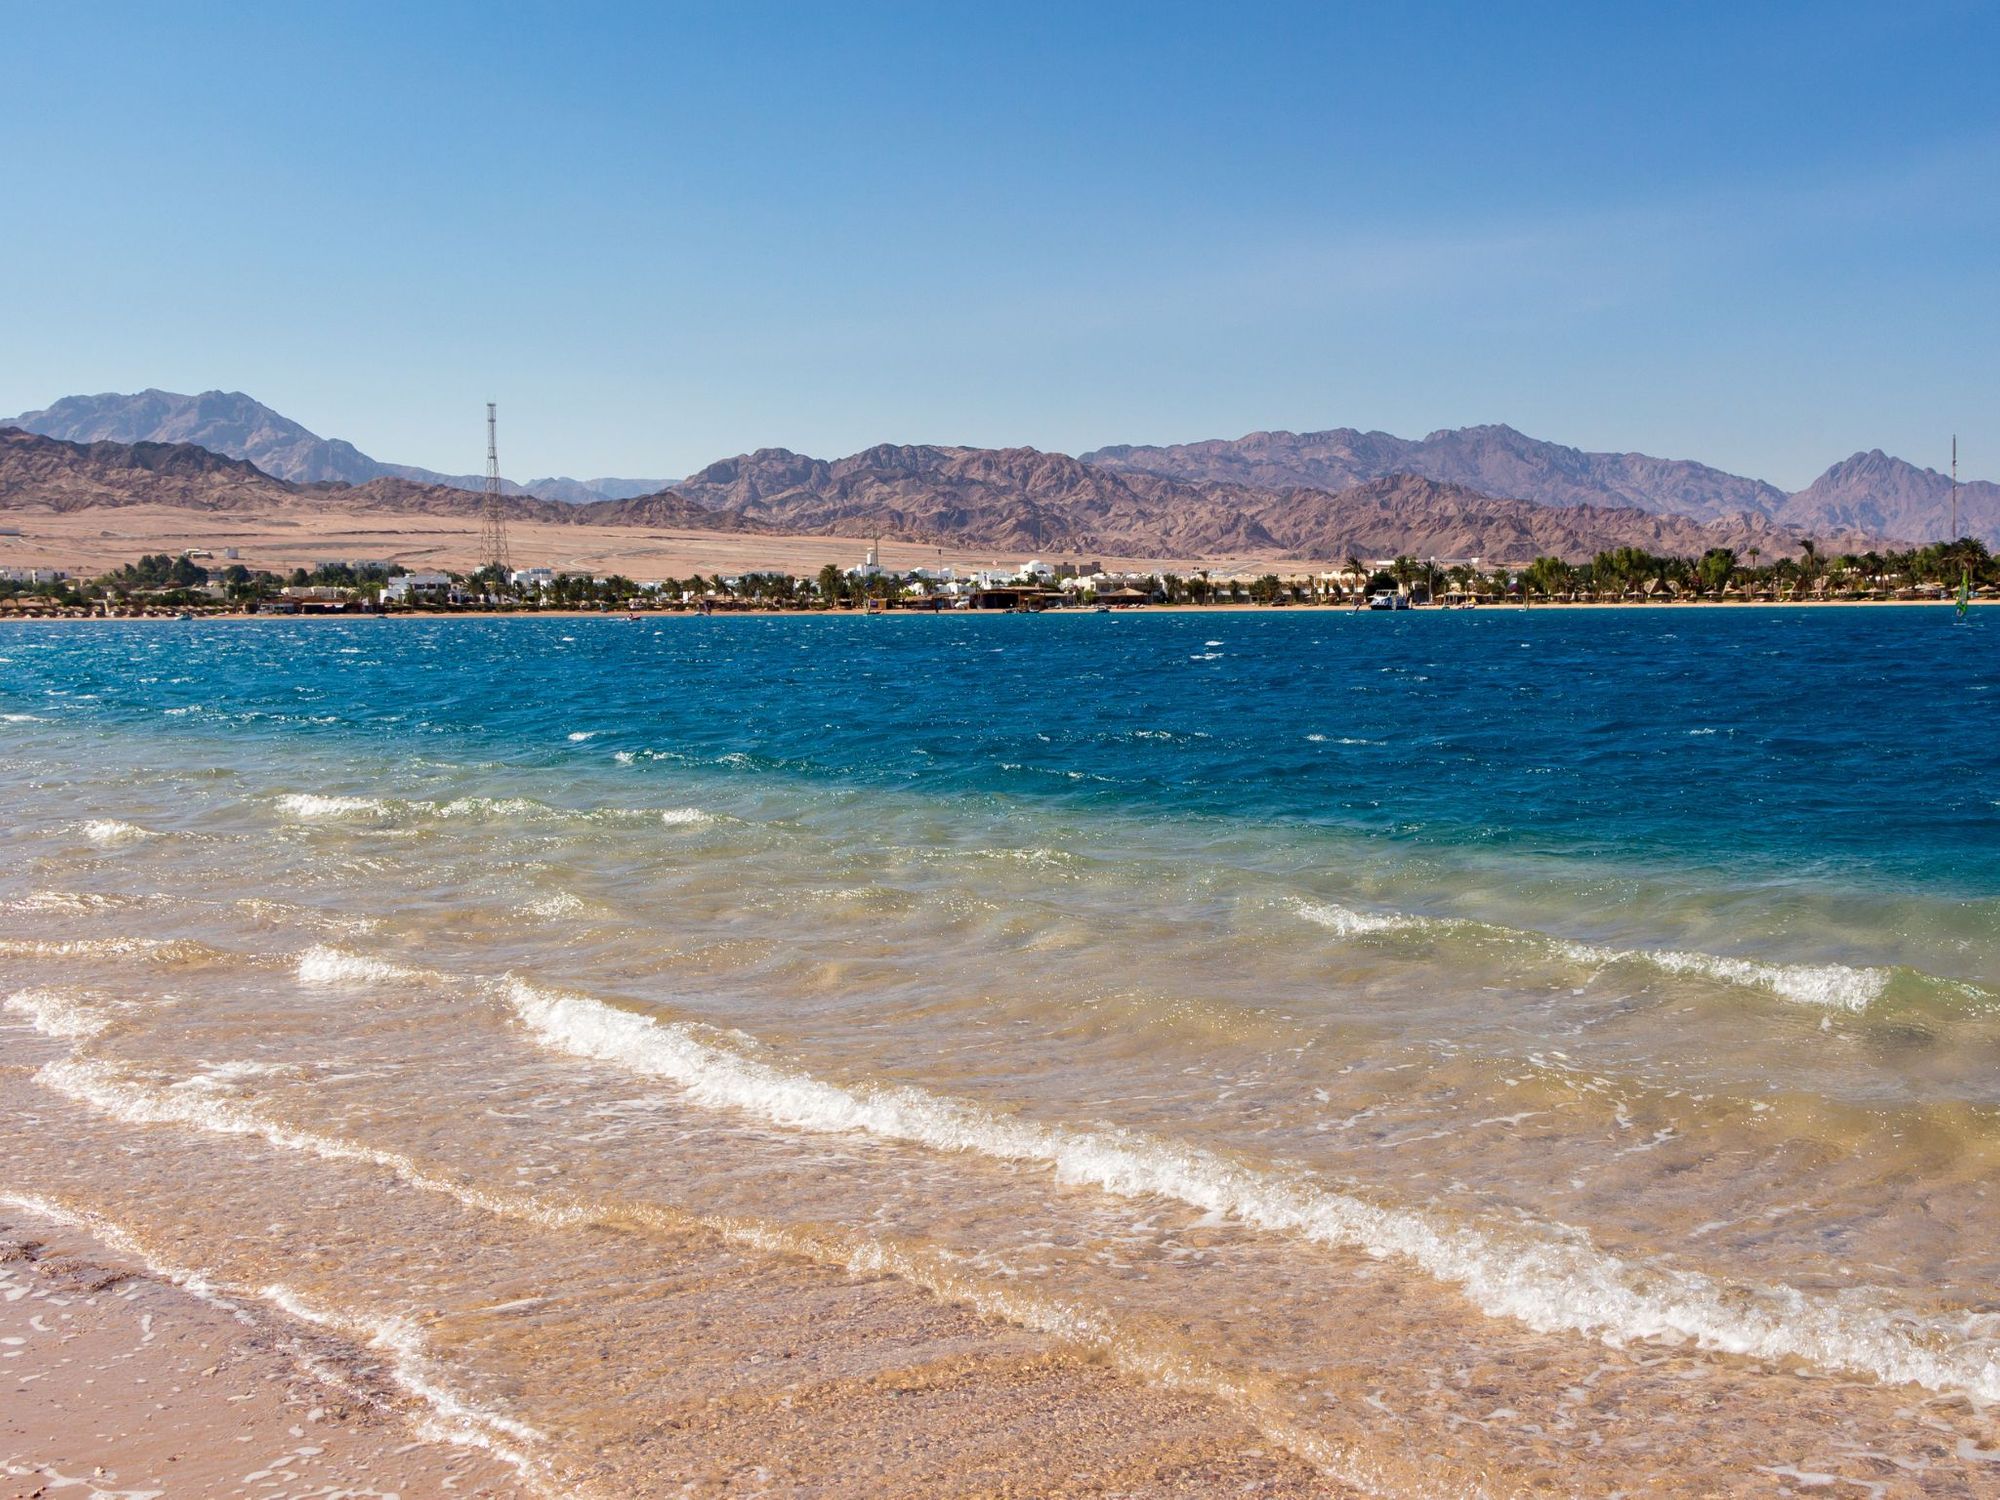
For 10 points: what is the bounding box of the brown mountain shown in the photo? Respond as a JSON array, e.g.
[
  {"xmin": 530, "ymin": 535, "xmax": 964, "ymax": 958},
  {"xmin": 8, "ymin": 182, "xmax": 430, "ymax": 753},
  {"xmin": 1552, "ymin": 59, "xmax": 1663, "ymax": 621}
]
[
  {"xmin": 667, "ymin": 443, "xmax": 1850, "ymax": 561},
  {"xmin": 1255, "ymin": 475, "xmax": 1844, "ymax": 561},
  {"xmin": 673, "ymin": 444, "xmax": 1282, "ymax": 554},
  {"xmin": 1778, "ymin": 450, "xmax": 2000, "ymax": 544},
  {"xmin": 1083, "ymin": 424, "xmax": 1791, "ymax": 523},
  {"xmin": 0, "ymin": 389, "xmax": 663, "ymax": 502},
  {"xmin": 2, "ymin": 426, "xmax": 1859, "ymax": 564},
  {"xmin": 0, "ymin": 428, "xmax": 752, "ymax": 533}
]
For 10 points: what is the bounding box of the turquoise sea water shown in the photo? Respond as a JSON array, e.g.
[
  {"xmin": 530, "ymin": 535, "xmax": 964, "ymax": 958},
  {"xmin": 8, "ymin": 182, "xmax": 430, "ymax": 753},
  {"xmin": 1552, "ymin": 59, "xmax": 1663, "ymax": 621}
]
[
  {"xmin": 7, "ymin": 607, "xmax": 1996, "ymax": 886},
  {"xmin": 4, "ymin": 607, "xmax": 1999, "ymax": 1495}
]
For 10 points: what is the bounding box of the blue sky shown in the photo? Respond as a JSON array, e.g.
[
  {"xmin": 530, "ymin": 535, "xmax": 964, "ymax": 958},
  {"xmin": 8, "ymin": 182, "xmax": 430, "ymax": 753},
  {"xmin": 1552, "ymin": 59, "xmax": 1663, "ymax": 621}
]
[{"xmin": 4, "ymin": 1, "xmax": 1995, "ymax": 487}]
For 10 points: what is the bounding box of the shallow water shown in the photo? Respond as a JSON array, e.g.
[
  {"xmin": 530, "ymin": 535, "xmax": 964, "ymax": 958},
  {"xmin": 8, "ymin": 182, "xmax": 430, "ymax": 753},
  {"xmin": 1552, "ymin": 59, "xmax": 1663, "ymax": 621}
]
[{"xmin": 3, "ymin": 609, "xmax": 1998, "ymax": 1496}]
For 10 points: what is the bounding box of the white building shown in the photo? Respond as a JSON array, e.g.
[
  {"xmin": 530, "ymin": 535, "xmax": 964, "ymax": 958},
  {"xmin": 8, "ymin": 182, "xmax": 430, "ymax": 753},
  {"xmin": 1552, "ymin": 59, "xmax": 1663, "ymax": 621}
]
[
  {"xmin": 383, "ymin": 571, "xmax": 456, "ymax": 604},
  {"xmin": 0, "ymin": 567, "xmax": 67, "ymax": 585},
  {"xmin": 846, "ymin": 541, "xmax": 886, "ymax": 580},
  {"xmin": 510, "ymin": 566, "xmax": 557, "ymax": 589}
]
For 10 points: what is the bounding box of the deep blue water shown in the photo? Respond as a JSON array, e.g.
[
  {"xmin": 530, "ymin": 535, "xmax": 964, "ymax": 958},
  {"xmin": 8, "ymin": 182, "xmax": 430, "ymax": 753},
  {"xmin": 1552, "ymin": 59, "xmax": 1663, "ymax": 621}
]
[{"xmin": 3, "ymin": 607, "xmax": 1995, "ymax": 895}]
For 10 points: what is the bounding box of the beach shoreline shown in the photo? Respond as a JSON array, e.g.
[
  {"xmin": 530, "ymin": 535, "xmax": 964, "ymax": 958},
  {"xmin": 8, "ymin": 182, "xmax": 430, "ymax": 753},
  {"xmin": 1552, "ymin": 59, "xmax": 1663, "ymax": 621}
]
[
  {"xmin": 0, "ymin": 1200, "xmax": 531, "ymax": 1499},
  {"xmin": 0, "ymin": 595, "xmax": 1990, "ymax": 623}
]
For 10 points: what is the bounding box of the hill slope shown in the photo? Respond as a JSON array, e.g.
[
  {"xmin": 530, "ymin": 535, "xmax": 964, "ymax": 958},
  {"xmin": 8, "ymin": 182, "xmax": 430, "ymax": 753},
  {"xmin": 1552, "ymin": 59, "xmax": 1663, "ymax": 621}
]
[
  {"xmin": 1083, "ymin": 424, "xmax": 1791, "ymax": 523},
  {"xmin": 0, "ymin": 428, "xmax": 749, "ymax": 533},
  {"xmin": 1780, "ymin": 451, "xmax": 2000, "ymax": 543},
  {"xmin": 0, "ymin": 390, "xmax": 663, "ymax": 503}
]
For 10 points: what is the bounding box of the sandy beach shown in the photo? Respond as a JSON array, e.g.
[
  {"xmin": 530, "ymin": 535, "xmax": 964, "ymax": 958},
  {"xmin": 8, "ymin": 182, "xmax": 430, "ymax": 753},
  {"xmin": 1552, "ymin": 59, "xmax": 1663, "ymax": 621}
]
[{"xmin": 1, "ymin": 1201, "xmax": 531, "ymax": 1499}]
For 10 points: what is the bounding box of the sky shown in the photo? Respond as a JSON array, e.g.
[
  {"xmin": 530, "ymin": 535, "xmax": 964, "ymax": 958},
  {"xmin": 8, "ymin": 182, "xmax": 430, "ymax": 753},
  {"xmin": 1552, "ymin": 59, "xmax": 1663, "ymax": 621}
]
[{"xmin": 3, "ymin": 1, "xmax": 1996, "ymax": 488}]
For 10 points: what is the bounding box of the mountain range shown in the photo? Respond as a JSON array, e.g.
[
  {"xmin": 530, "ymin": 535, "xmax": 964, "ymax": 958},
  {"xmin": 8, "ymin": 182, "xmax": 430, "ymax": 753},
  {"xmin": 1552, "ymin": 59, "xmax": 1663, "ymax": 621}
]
[
  {"xmin": 0, "ymin": 427, "xmax": 753, "ymax": 533},
  {"xmin": 2, "ymin": 423, "xmax": 1869, "ymax": 565},
  {"xmin": 1, "ymin": 388, "xmax": 1987, "ymax": 561}
]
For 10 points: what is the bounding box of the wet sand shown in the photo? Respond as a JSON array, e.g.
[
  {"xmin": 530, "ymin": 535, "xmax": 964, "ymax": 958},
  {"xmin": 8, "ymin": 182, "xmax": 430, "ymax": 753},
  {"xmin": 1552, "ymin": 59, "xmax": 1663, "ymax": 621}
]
[
  {"xmin": 1, "ymin": 1203, "xmax": 530, "ymax": 1499},
  {"xmin": 0, "ymin": 1202, "xmax": 1343, "ymax": 1499}
]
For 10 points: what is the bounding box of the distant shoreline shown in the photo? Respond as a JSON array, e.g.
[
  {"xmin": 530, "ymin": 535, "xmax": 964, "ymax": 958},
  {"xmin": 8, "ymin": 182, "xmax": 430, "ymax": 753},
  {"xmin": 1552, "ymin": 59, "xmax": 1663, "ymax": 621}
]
[{"xmin": 2, "ymin": 596, "xmax": 1989, "ymax": 623}]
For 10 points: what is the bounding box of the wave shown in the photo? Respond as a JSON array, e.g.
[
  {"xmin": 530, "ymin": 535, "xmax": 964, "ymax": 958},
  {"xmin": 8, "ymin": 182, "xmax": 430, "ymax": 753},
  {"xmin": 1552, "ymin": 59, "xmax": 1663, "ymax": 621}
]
[
  {"xmin": 1554, "ymin": 940, "xmax": 1891, "ymax": 1012},
  {"xmin": 1293, "ymin": 901, "xmax": 1903, "ymax": 1012},
  {"xmin": 0, "ymin": 935, "xmax": 227, "ymax": 966},
  {"xmin": 28, "ymin": 1056, "xmax": 1387, "ymax": 1493},
  {"xmin": 276, "ymin": 793, "xmax": 393, "ymax": 819},
  {"xmin": 1293, "ymin": 900, "xmax": 1454, "ymax": 939},
  {"xmin": 0, "ymin": 712, "xmax": 47, "ymax": 723},
  {"xmin": 295, "ymin": 944, "xmax": 427, "ymax": 987},
  {"xmin": 1, "ymin": 890, "xmax": 151, "ymax": 915},
  {"xmin": 502, "ymin": 976, "xmax": 2000, "ymax": 1404},
  {"xmin": 273, "ymin": 790, "xmax": 706, "ymax": 831},
  {"xmin": 79, "ymin": 818, "xmax": 156, "ymax": 846},
  {"xmin": 4, "ymin": 986, "xmax": 115, "ymax": 1039}
]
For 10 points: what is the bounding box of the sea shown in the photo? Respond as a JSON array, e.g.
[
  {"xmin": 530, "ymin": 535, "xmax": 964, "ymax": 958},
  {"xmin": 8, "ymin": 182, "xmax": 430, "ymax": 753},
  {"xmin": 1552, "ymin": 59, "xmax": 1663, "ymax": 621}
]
[{"xmin": 3, "ymin": 606, "xmax": 1997, "ymax": 1497}]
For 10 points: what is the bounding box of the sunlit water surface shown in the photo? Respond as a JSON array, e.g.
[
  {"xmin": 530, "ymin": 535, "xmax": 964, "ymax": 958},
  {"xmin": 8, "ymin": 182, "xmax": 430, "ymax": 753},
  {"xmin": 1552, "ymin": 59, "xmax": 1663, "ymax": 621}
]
[{"xmin": 3, "ymin": 609, "xmax": 1997, "ymax": 1496}]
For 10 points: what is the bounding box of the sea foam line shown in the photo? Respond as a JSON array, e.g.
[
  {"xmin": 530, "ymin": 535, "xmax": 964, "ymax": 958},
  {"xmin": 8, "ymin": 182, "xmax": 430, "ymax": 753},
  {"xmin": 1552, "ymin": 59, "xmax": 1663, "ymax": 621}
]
[
  {"xmin": 502, "ymin": 974, "xmax": 2000, "ymax": 1404},
  {"xmin": 26, "ymin": 1053, "xmax": 1408, "ymax": 1496},
  {"xmin": 1293, "ymin": 900, "xmax": 1897, "ymax": 1012},
  {"xmin": 0, "ymin": 1184, "xmax": 551, "ymax": 1491}
]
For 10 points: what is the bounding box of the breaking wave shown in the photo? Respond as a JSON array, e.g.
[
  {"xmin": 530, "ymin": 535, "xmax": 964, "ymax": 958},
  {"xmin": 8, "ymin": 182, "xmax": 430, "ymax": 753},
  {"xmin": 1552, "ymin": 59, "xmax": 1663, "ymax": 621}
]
[
  {"xmin": 276, "ymin": 793, "xmax": 393, "ymax": 820},
  {"xmin": 1554, "ymin": 940, "xmax": 1892, "ymax": 1012},
  {"xmin": 79, "ymin": 818, "xmax": 156, "ymax": 845},
  {"xmin": 1294, "ymin": 900, "xmax": 1908, "ymax": 1011},
  {"xmin": 501, "ymin": 976, "xmax": 2000, "ymax": 1403},
  {"xmin": 295, "ymin": 944, "xmax": 427, "ymax": 987}
]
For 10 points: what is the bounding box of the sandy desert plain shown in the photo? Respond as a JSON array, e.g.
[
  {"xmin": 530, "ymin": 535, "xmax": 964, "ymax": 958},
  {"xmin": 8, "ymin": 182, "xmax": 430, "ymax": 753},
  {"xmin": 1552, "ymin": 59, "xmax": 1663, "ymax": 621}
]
[{"xmin": 0, "ymin": 504, "xmax": 1275, "ymax": 585}]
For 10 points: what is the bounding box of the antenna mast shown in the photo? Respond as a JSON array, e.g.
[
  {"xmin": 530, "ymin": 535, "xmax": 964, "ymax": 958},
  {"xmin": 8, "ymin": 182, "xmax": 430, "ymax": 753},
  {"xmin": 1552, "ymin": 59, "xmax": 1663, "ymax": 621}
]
[
  {"xmin": 479, "ymin": 402, "xmax": 511, "ymax": 578},
  {"xmin": 1951, "ymin": 435, "xmax": 1959, "ymax": 543}
]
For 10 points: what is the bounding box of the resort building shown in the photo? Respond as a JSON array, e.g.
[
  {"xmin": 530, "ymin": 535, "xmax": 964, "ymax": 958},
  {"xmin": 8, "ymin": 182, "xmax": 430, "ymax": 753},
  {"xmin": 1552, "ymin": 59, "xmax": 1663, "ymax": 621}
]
[{"xmin": 383, "ymin": 571, "xmax": 457, "ymax": 605}]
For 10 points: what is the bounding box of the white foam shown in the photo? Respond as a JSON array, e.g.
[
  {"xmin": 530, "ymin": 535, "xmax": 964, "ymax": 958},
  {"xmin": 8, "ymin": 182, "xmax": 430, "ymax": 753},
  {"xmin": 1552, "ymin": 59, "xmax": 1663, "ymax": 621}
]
[
  {"xmin": 2, "ymin": 890, "xmax": 144, "ymax": 915},
  {"xmin": 4, "ymin": 986, "xmax": 113, "ymax": 1039},
  {"xmin": 1291, "ymin": 900, "xmax": 1893, "ymax": 1012},
  {"xmin": 0, "ymin": 712, "xmax": 46, "ymax": 723},
  {"xmin": 521, "ymin": 891, "xmax": 586, "ymax": 918},
  {"xmin": 1293, "ymin": 900, "xmax": 1442, "ymax": 939},
  {"xmin": 276, "ymin": 793, "xmax": 392, "ymax": 820},
  {"xmin": 1556, "ymin": 941, "xmax": 1890, "ymax": 1012},
  {"xmin": 80, "ymin": 818, "xmax": 156, "ymax": 845},
  {"xmin": 566, "ymin": 730, "xmax": 597, "ymax": 742},
  {"xmin": 657, "ymin": 807, "xmax": 714, "ymax": 827},
  {"xmin": 434, "ymin": 796, "xmax": 546, "ymax": 819},
  {"xmin": 295, "ymin": 945, "xmax": 425, "ymax": 987},
  {"xmin": 503, "ymin": 976, "xmax": 2000, "ymax": 1403},
  {"xmin": 0, "ymin": 1170, "xmax": 544, "ymax": 1485},
  {"xmin": 257, "ymin": 1282, "xmax": 546, "ymax": 1460}
]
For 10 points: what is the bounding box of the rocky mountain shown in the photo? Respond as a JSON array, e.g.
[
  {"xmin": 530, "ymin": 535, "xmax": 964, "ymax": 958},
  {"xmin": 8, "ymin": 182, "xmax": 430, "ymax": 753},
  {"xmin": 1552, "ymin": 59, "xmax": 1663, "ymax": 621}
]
[
  {"xmin": 0, "ymin": 428, "xmax": 749, "ymax": 533},
  {"xmin": 0, "ymin": 390, "xmax": 661, "ymax": 504},
  {"xmin": 1083, "ymin": 424, "xmax": 1791, "ymax": 524},
  {"xmin": 668, "ymin": 442, "xmax": 1847, "ymax": 561},
  {"xmin": 1256, "ymin": 475, "xmax": 1835, "ymax": 562},
  {"xmin": 1778, "ymin": 450, "xmax": 2000, "ymax": 544},
  {"xmin": 0, "ymin": 425, "xmax": 1880, "ymax": 564}
]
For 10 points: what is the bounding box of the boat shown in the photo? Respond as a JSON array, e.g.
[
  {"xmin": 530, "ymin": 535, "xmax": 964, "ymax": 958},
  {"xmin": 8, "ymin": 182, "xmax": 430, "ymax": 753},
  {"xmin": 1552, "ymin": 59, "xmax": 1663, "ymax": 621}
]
[{"xmin": 1367, "ymin": 591, "xmax": 1411, "ymax": 611}]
